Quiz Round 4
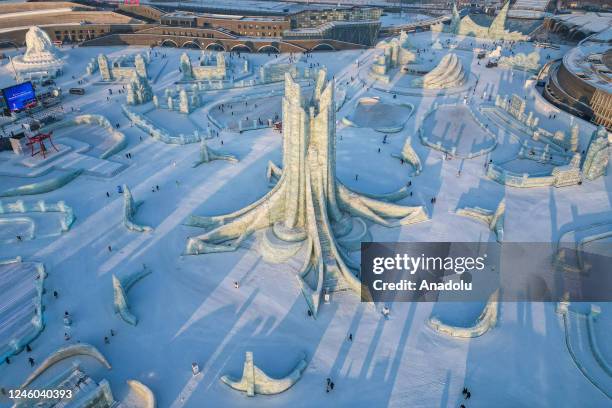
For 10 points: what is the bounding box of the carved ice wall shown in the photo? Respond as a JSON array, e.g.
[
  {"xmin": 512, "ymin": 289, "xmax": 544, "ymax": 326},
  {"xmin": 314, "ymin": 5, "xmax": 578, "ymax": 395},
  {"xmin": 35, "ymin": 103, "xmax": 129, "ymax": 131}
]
[
  {"xmin": 99, "ymin": 53, "xmax": 149, "ymax": 82},
  {"xmin": 113, "ymin": 266, "xmax": 152, "ymax": 326},
  {"xmin": 498, "ymin": 51, "xmax": 541, "ymax": 72},
  {"xmin": 181, "ymin": 51, "xmax": 228, "ymax": 81},
  {"xmin": 391, "ymin": 137, "xmax": 422, "ymax": 175},
  {"xmin": 127, "ymin": 73, "xmax": 153, "ymax": 105},
  {"xmin": 123, "ymin": 184, "xmax": 153, "ymax": 233}
]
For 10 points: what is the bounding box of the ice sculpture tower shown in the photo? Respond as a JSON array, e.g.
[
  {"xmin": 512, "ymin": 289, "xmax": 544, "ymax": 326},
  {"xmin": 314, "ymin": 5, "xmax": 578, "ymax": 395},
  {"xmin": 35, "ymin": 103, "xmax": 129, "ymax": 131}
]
[
  {"xmin": 185, "ymin": 70, "xmax": 427, "ymax": 315},
  {"xmin": 582, "ymin": 126, "xmax": 610, "ymax": 180},
  {"xmin": 12, "ymin": 26, "xmax": 63, "ymax": 75}
]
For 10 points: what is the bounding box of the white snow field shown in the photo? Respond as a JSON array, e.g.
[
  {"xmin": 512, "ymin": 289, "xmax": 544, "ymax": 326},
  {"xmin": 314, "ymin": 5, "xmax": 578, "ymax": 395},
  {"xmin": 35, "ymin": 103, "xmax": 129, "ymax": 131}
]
[{"xmin": 0, "ymin": 29, "xmax": 611, "ymax": 408}]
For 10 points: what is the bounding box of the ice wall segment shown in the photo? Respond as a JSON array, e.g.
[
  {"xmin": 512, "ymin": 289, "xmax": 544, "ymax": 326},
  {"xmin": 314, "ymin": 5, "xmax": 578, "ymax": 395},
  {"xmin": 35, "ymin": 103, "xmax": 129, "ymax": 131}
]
[
  {"xmin": 113, "ymin": 266, "xmax": 152, "ymax": 326},
  {"xmin": 0, "ymin": 258, "xmax": 46, "ymax": 365},
  {"xmin": 123, "ymin": 185, "xmax": 153, "ymax": 233}
]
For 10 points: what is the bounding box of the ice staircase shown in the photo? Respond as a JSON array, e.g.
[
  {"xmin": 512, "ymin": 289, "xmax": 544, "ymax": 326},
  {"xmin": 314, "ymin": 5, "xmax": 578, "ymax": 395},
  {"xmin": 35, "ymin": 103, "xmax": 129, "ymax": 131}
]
[
  {"xmin": 312, "ymin": 190, "xmax": 352, "ymax": 293},
  {"xmin": 20, "ymin": 139, "xmax": 125, "ymax": 178}
]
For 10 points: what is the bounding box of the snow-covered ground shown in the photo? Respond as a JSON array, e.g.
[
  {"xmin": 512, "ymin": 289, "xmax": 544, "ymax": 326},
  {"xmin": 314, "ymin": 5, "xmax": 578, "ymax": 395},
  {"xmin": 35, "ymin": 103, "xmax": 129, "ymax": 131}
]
[{"xmin": 0, "ymin": 30, "xmax": 611, "ymax": 408}]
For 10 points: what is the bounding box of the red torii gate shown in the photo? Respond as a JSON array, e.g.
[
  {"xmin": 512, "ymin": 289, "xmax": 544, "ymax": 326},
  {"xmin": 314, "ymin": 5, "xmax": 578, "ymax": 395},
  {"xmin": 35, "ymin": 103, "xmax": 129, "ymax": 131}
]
[{"xmin": 26, "ymin": 131, "xmax": 59, "ymax": 159}]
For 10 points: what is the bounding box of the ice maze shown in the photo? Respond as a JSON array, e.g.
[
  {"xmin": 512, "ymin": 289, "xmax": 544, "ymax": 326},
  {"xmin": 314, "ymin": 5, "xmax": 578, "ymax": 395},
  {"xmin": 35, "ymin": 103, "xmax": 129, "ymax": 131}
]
[{"xmin": 185, "ymin": 70, "xmax": 428, "ymax": 316}]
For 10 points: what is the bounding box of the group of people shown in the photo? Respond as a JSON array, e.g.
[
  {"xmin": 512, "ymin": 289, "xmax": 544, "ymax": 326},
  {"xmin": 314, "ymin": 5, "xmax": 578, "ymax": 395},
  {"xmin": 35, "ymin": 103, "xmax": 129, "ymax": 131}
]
[
  {"xmin": 459, "ymin": 386, "xmax": 472, "ymax": 407},
  {"xmin": 3, "ymin": 342, "xmax": 34, "ymax": 367},
  {"xmin": 325, "ymin": 377, "xmax": 335, "ymax": 393}
]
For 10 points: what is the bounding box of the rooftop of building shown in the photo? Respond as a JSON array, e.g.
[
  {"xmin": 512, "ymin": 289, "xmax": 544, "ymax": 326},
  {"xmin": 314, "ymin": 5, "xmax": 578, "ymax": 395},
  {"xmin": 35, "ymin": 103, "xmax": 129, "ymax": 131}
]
[
  {"xmin": 162, "ymin": 11, "xmax": 286, "ymax": 22},
  {"xmin": 142, "ymin": 0, "xmax": 378, "ymax": 16},
  {"xmin": 550, "ymin": 11, "xmax": 612, "ymax": 35},
  {"xmin": 563, "ymin": 27, "xmax": 612, "ymax": 94}
]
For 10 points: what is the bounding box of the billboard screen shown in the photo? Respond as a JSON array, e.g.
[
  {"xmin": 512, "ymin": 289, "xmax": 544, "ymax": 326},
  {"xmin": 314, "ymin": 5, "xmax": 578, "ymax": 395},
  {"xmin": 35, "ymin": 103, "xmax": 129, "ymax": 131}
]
[{"xmin": 2, "ymin": 81, "xmax": 36, "ymax": 112}]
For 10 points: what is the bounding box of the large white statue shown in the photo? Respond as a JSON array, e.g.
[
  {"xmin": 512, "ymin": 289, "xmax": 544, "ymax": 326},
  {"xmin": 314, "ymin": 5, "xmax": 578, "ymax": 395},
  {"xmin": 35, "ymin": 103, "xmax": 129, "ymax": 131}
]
[
  {"xmin": 12, "ymin": 26, "xmax": 63, "ymax": 75},
  {"xmin": 185, "ymin": 70, "xmax": 428, "ymax": 316},
  {"xmin": 23, "ymin": 26, "xmax": 61, "ymax": 61}
]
